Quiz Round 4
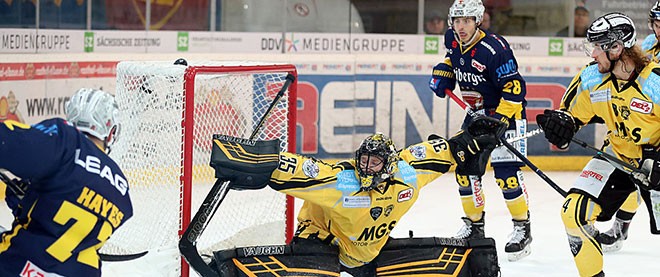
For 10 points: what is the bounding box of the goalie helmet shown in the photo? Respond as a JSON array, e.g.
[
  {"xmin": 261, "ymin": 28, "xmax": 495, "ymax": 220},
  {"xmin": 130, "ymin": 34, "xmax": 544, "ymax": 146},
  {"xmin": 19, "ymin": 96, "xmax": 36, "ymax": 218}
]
[
  {"xmin": 355, "ymin": 133, "xmax": 398, "ymax": 190},
  {"xmin": 448, "ymin": 0, "xmax": 485, "ymax": 27},
  {"xmin": 586, "ymin": 12, "xmax": 636, "ymax": 53},
  {"xmin": 65, "ymin": 88, "xmax": 120, "ymax": 149}
]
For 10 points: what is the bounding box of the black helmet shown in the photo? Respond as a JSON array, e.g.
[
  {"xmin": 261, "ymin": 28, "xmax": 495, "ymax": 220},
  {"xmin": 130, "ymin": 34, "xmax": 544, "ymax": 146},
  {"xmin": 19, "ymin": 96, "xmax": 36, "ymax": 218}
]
[
  {"xmin": 586, "ymin": 12, "xmax": 636, "ymax": 54},
  {"xmin": 650, "ymin": 1, "xmax": 660, "ymax": 21},
  {"xmin": 355, "ymin": 133, "xmax": 397, "ymax": 189}
]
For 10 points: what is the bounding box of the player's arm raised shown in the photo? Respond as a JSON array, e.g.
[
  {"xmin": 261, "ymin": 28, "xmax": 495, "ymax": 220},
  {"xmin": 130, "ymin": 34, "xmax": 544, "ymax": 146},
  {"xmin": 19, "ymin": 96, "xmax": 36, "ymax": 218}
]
[{"xmin": 210, "ymin": 135, "xmax": 343, "ymax": 205}]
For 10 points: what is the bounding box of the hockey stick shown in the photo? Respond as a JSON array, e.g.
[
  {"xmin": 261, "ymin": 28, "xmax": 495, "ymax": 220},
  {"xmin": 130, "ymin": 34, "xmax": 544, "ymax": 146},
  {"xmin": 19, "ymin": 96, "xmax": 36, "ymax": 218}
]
[
  {"xmin": 506, "ymin": 128, "xmax": 544, "ymax": 143},
  {"xmin": 0, "ymin": 169, "xmax": 25, "ymax": 200},
  {"xmin": 0, "ymin": 169, "xmax": 150, "ymax": 261},
  {"xmin": 179, "ymin": 73, "xmax": 296, "ymax": 277},
  {"xmin": 444, "ymin": 89, "xmax": 567, "ymax": 197},
  {"xmin": 570, "ymin": 137, "xmax": 649, "ymax": 175}
]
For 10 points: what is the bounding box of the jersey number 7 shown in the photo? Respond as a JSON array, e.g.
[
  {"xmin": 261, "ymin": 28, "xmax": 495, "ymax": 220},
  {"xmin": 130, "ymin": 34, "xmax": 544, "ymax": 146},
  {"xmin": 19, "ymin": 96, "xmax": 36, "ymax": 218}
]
[{"xmin": 46, "ymin": 201, "xmax": 113, "ymax": 269}]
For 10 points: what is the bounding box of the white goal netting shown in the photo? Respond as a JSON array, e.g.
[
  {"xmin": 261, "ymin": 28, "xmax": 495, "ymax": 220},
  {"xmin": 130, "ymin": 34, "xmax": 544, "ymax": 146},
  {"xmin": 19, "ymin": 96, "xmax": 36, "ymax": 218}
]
[{"xmin": 101, "ymin": 61, "xmax": 296, "ymax": 276}]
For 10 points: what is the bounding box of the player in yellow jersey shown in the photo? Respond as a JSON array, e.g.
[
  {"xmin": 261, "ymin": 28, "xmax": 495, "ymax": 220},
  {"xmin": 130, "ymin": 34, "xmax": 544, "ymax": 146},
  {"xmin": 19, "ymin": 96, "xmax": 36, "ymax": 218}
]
[
  {"xmin": 209, "ymin": 116, "xmax": 504, "ymax": 276},
  {"xmin": 599, "ymin": 1, "xmax": 660, "ymax": 253},
  {"xmin": 537, "ymin": 13, "xmax": 660, "ymax": 277}
]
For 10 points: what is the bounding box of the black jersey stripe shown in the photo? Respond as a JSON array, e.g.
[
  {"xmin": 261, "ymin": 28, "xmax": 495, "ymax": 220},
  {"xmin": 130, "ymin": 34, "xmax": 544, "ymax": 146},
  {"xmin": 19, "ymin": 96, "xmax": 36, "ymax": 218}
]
[
  {"xmin": 562, "ymin": 77, "xmax": 582, "ymax": 109},
  {"xmin": 270, "ymin": 177, "xmax": 337, "ymax": 191}
]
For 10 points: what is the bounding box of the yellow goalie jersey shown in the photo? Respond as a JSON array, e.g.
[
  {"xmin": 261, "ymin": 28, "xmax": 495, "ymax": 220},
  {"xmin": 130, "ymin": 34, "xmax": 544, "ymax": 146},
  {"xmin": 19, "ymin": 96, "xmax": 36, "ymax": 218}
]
[
  {"xmin": 269, "ymin": 139, "xmax": 455, "ymax": 268},
  {"xmin": 561, "ymin": 62, "xmax": 660, "ymax": 163}
]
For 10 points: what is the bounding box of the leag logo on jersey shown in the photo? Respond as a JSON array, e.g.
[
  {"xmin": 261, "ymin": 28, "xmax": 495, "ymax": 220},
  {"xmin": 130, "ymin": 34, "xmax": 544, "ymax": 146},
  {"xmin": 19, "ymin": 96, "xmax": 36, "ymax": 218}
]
[
  {"xmin": 471, "ymin": 60, "xmax": 486, "ymax": 72},
  {"xmin": 397, "ymin": 188, "xmax": 413, "ymax": 202},
  {"xmin": 630, "ymin": 98, "xmax": 653, "ymax": 114}
]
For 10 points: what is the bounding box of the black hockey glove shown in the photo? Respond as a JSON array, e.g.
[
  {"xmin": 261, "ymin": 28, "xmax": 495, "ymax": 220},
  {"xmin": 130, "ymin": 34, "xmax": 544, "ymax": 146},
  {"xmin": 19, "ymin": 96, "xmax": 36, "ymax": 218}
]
[
  {"xmin": 630, "ymin": 145, "xmax": 660, "ymax": 191},
  {"xmin": 210, "ymin": 135, "xmax": 280, "ymax": 190},
  {"xmin": 429, "ymin": 63, "xmax": 455, "ymax": 98},
  {"xmin": 3, "ymin": 177, "xmax": 29, "ymax": 217},
  {"xmin": 536, "ymin": 109, "xmax": 576, "ymax": 149},
  {"xmin": 449, "ymin": 116, "xmax": 503, "ymax": 176}
]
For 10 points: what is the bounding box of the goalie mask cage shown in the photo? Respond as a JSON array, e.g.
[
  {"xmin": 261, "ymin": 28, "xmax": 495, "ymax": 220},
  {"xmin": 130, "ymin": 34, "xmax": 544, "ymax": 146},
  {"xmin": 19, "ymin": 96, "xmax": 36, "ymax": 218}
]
[{"xmin": 103, "ymin": 61, "xmax": 296, "ymax": 277}]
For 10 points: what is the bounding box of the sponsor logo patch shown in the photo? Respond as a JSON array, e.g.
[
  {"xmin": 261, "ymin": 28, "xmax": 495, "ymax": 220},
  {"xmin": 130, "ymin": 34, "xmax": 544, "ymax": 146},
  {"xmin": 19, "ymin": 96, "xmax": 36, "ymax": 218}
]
[
  {"xmin": 21, "ymin": 260, "xmax": 63, "ymax": 277},
  {"xmin": 589, "ymin": 89, "xmax": 610, "ymax": 103},
  {"xmin": 480, "ymin": 41, "xmax": 496, "ymax": 55},
  {"xmin": 398, "ymin": 188, "xmax": 413, "ymax": 202},
  {"xmin": 630, "ymin": 98, "xmax": 653, "ymax": 114},
  {"xmin": 471, "ymin": 59, "xmax": 486, "ymax": 72},
  {"xmin": 343, "ymin": 196, "xmax": 371, "ymax": 208},
  {"xmin": 579, "ymin": 170, "xmax": 603, "ymax": 181},
  {"xmin": 336, "ymin": 170, "xmax": 360, "ymax": 191}
]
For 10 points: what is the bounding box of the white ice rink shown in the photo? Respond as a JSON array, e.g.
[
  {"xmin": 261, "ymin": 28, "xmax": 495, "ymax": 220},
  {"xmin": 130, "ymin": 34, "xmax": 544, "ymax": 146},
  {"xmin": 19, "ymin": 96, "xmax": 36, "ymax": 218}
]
[
  {"xmin": 2, "ymin": 171, "xmax": 659, "ymax": 276},
  {"xmin": 389, "ymin": 171, "xmax": 660, "ymax": 277}
]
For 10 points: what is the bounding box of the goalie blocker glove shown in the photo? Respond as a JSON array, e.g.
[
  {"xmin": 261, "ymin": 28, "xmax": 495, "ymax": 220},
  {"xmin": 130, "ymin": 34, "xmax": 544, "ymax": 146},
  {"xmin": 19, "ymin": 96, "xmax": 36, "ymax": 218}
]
[
  {"xmin": 536, "ymin": 109, "xmax": 577, "ymax": 149},
  {"xmin": 630, "ymin": 145, "xmax": 660, "ymax": 191},
  {"xmin": 448, "ymin": 116, "xmax": 503, "ymax": 176},
  {"xmin": 210, "ymin": 135, "xmax": 280, "ymax": 190}
]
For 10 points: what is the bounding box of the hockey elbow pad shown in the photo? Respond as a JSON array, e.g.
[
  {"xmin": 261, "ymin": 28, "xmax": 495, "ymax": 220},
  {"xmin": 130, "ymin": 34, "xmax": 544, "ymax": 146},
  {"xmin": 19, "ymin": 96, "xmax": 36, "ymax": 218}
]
[
  {"xmin": 536, "ymin": 110, "xmax": 576, "ymax": 149},
  {"xmin": 429, "ymin": 63, "xmax": 455, "ymax": 98},
  {"xmin": 210, "ymin": 135, "xmax": 280, "ymax": 190}
]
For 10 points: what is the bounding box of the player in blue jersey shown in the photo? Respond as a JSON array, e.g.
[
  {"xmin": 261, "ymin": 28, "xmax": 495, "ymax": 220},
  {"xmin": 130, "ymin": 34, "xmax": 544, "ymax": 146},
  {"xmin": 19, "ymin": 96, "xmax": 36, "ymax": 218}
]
[
  {"xmin": 0, "ymin": 88, "xmax": 132, "ymax": 277},
  {"xmin": 429, "ymin": 0, "xmax": 531, "ymax": 262},
  {"xmin": 642, "ymin": 2, "xmax": 660, "ymax": 63}
]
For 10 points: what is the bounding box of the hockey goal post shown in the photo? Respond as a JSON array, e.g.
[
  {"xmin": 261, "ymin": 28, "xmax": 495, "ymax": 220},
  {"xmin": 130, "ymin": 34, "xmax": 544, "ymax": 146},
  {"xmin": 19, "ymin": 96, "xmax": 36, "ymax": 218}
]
[{"xmin": 101, "ymin": 61, "xmax": 297, "ymax": 276}]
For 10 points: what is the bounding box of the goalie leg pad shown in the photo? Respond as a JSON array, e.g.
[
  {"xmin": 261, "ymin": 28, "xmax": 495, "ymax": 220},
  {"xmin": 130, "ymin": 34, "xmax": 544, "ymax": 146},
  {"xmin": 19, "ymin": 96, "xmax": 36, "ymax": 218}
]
[
  {"xmin": 376, "ymin": 237, "xmax": 499, "ymax": 277},
  {"xmin": 212, "ymin": 242, "xmax": 339, "ymax": 276}
]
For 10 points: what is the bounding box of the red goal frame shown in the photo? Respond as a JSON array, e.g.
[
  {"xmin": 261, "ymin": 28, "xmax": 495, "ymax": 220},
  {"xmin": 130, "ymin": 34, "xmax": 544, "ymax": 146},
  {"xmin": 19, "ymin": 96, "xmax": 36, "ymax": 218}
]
[{"xmin": 179, "ymin": 64, "xmax": 297, "ymax": 277}]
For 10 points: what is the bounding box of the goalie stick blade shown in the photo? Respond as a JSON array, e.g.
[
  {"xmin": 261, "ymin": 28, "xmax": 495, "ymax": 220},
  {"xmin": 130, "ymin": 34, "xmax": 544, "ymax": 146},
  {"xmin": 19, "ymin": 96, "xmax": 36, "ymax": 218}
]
[{"xmin": 179, "ymin": 231, "xmax": 219, "ymax": 277}]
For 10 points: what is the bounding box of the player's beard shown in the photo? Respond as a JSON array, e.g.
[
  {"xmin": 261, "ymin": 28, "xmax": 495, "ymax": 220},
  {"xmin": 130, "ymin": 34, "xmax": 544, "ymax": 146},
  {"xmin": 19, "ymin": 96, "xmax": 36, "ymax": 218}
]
[{"xmin": 596, "ymin": 59, "xmax": 611, "ymax": 74}]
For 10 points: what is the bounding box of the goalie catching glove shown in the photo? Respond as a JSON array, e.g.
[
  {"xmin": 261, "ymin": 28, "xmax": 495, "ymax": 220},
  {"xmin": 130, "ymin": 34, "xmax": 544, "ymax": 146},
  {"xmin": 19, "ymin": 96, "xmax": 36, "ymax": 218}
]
[
  {"xmin": 536, "ymin": 109, "xmax": 577, "ymax": 149},
  {"xmin": 630, "ymin": 145, "xmax": 660, "ymax": 191},
  {"xmin": 448, "ymin": 116, "xmax": 504, "ymax": 176},
  {"xmin": 209, "ymin": 135, "xmax": 280, "ymax": 190}
]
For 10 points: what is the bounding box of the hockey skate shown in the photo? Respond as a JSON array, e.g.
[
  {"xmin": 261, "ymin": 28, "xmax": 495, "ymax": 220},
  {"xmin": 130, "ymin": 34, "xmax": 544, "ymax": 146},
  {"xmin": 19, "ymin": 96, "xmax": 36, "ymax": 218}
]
[
  {"xmin": 505, "ymin": 218, "xmax": 532, "ymax": 262},
  {"xmin": 598, "ymin": 218, "xmax": 630, "ymax": 253},
  {"xmin": 454, "ymin": 215, "xmax": 485, "ymax": 240}
]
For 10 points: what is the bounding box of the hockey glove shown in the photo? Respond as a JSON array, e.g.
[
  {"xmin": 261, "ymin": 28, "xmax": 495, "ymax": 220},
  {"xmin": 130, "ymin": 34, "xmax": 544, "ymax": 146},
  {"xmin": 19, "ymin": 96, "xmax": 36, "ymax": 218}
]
[
  {"xmin": 429, "ymin": 63, "xmax": 455, "ymax": 98},
  {"xmin": 630, "ymin": 145, "xmax": 660, "ymax": 191},
  {"xmin": 210, "ymin": 135, "xmax": 280, "ymax": 190},
  {"xmin": 490, "ymin": 113, "xmax": 510, "ymax": 136},
  {"xmin": 3, "ymin": 178, "xmax": 28, "ymax": 217},
  {"xmin": 449, "ymin": 116, "xmax": 503, "ymax": 176},
  {"xmin": 536, "ymin": 109, "xmax": 576, "ymax": 149}
]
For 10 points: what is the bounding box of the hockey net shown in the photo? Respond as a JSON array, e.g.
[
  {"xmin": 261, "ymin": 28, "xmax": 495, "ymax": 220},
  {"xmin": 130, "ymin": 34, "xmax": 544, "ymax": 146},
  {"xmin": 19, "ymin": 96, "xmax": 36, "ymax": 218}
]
[{"xmin": 101, "ymin": 61, "xmax": 297, "ymax": 276}]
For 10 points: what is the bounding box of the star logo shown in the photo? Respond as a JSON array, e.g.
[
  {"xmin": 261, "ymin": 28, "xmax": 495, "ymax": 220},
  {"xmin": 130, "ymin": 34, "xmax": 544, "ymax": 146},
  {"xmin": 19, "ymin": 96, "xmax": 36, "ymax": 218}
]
[{"xmin": 286, "ymin": 34, "xmax": 299, "ymax": 52}]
